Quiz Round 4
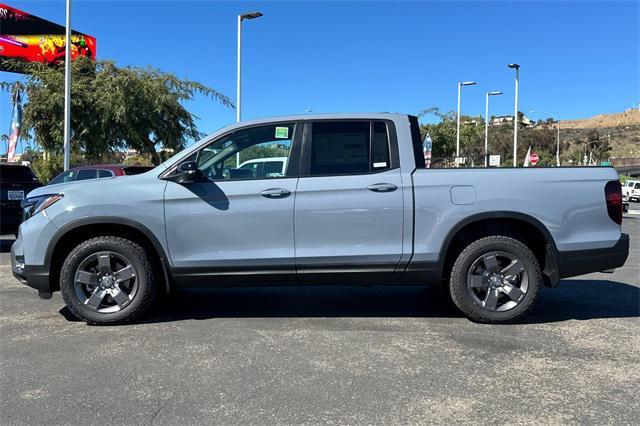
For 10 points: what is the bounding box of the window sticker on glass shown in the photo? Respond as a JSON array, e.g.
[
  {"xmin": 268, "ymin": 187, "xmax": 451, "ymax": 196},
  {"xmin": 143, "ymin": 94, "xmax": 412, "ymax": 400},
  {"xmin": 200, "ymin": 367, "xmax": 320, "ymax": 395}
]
[
  {"xmin": 275, "ymin": 127, "xmax": 289, "ymax": 139},
  {"xmin": 373, "ymin": 162, "xmax": 388, "ymax": 168}
]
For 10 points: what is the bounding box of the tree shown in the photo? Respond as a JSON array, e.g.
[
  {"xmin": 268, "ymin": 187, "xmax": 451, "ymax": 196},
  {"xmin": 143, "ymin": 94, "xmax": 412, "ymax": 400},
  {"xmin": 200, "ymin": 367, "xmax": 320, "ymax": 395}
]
[{"xmin": 0, "ymin": 58, "xmax": 233, "ymax": 166}]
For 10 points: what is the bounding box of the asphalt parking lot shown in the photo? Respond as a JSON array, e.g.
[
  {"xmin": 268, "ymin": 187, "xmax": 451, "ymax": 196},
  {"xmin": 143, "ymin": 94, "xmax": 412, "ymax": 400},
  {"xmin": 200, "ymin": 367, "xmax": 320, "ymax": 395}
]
[{"xmin": 1, "ymin": 214, "xmax": 638, "ymax": 424}]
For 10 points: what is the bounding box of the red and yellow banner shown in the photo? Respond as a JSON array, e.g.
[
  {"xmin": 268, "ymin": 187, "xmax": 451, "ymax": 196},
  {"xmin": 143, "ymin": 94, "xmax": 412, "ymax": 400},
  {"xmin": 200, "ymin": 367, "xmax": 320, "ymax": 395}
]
[{"xmin": 0, "ymin": 3, "xmax": 96, "ymax": 70}]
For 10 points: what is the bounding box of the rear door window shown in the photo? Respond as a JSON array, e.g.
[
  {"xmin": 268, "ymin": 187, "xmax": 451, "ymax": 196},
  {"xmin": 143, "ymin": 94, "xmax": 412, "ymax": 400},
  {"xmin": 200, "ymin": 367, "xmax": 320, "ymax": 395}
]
[
  {"xmin": 263, "ymin": 161, "xmax": 285, "ymax": 177},
  {"xmin": 98, "ymin": 170, "xmax": 113, "ymax": 178},
  {"xmin": 76, "ymin": 169, "xmax": 97, "ymax": 181},
  {"xmin": 308, "ymin": 121, "xmax": 391, "ymax": 176},
  {"xmin": 310, "ymin": 122, "xmax": 370, "ymax": 175}
]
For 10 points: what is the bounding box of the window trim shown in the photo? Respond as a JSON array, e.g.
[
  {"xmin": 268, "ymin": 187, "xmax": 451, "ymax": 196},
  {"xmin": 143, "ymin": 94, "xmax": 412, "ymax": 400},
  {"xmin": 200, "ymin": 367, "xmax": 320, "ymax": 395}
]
[{"xmin": 299, "ymin": 119, "xmax": 400, "ymax": 178}]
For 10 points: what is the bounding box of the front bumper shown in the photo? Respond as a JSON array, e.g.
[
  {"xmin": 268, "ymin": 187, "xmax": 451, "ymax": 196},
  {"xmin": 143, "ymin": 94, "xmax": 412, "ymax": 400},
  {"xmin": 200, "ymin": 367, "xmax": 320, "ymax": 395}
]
[
  {"xmin": 11, "ymin": 243, "xmax": 52, "ymax": 297},
  {"xmin": 557, "ymin": 233, "xmax": 630, "ymax": 278}
]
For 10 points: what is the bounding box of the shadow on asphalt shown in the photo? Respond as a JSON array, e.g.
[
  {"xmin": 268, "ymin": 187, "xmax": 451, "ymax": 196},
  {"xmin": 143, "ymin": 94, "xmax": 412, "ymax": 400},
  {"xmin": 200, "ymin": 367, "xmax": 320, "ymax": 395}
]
[
  {"xmin": 0, "ymin": 239, "xmax": 14, "ymax": 253},
  {"xmin": 60, "ymin": 279, "xmax": 639, "ymax": 325}
]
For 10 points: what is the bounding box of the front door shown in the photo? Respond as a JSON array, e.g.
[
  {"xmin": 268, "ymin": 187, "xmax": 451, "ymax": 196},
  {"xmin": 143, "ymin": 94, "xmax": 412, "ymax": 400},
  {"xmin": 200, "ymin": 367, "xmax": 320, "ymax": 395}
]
[
  {"xmin": 294, "ymin": 120, "xmax": 405, "ymax": 283},
  {"xmin": 164, "ymin": 122, "xmax": 301, "ymax": 285}
]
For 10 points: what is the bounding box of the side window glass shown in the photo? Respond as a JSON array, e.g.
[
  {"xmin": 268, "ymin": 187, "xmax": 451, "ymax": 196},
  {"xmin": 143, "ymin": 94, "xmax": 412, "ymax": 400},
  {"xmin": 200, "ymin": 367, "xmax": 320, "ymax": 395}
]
[
  {"xmin": 264, "ymin": 161, "xmax": 285, "ymax": 177},
  {"xmin": 98, "ymin": 170, "xmax": 113, "ymax": 178},
  {"xmin": 49, "ymin": 171, "xmax": 74, "ymax": 185},
  {"xmin": 196, "ymin": 124, "xmax": 294, "ymax": 181},
  {"xmin": 76, "ymin": 169, "xmax": 97, "ymax": 181},
  {"xmin": 372, "ymin": 122, "xmax": 390, "ymax": 170},
  {"xmin": 310, "ymin": 121, "xmax": 370, "ymax": 175}
]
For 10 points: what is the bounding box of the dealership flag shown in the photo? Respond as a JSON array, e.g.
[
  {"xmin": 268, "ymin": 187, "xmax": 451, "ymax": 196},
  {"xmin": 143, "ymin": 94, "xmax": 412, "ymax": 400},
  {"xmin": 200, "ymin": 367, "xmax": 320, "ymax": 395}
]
[
  {"xmin": 423, "ymin": 133, "xmax": 432, "ymax": 168},
  {"xmin": 523, "ymin": 146, "xmax": 532, "ymax": 168},
  {"xmin": 7, "ymin": 91, "xmax": 22, "ymax": 162}
]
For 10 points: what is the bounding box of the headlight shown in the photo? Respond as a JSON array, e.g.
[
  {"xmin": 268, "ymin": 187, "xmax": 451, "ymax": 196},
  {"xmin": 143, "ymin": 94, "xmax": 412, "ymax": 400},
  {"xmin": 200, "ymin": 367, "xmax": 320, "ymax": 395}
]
[{"xmin": 21, "ymin": 194, "xmax": 64, "ymax": 222}]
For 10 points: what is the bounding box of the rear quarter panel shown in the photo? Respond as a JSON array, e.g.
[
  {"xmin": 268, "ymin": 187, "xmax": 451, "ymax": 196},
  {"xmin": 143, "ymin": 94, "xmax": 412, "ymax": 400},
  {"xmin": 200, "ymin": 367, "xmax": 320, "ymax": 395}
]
[{"xmin": 411, "ymin": 167, "xmax": 621, "ymax": 263}]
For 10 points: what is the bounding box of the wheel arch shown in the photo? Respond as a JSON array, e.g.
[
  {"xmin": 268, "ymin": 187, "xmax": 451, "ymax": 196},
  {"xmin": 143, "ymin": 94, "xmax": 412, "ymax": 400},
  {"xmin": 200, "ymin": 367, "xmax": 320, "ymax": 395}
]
[
  {"xmin": 440, "ymin": 211, "xmax": 559, "ymax": 287},
  {"xmin": 46, "ymin": 217, "xmax": 172, "ymax": 293}
]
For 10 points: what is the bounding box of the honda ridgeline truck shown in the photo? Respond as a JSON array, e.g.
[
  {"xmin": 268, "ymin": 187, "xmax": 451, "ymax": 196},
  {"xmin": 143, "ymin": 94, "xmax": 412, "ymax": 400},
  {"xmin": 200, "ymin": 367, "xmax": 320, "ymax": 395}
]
[{"xmin": 11, "ymin": 114, "xmax": 629, "ymax": 324}]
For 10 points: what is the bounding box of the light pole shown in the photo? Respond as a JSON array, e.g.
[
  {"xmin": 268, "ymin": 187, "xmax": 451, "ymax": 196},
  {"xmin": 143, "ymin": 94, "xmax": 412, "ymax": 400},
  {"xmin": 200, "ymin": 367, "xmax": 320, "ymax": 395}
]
[
  {"xmin": 236, "ymin": 11, "xmax": 262, "ymax": 166},
  {"xmin": 456, "ymin": 81, "xmax": 477, "ymax": 162},
  {"xmin": 63, "ymin": 0, "xmax": 72, "ymax": 170},
  {"xmin": 508, "ymin": 63, "xmax": 520, "ymax": 167},
  {"xmin": 484, "ymin": 91, "xmax": 502, "ymax": 167}
]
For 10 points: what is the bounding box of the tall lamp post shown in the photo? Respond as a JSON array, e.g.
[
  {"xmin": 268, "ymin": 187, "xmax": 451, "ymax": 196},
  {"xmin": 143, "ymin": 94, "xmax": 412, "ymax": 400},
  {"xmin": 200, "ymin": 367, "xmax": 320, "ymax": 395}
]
[
  {"xmin": 484, "ymin": 91, "xmax": 502, "ymax": 167},
  {"xmin": 456, "ymin": 81, "xmax": 477, "ymax": 162},
  {"xmin": 508, "ymin": 63, "xmax": 520, "ymax": 167},
  {"xmin": 63, "ymin": 0, "xmax": 72, "ymax": 170},
  {"xmin": 236, "ymin": 11, "xmax": 263, "ymax": 166}
]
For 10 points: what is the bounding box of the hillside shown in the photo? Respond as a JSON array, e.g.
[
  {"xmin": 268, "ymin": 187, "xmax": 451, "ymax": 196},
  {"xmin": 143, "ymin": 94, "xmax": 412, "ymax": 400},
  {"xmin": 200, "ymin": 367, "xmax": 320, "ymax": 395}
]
[
  {"xmin": 553, "ymin": 110, "xmax": 640, "ymax": 159},
  {"xmin": 559, "ymin": 109, "xmax": 640, "ymax": 129}
]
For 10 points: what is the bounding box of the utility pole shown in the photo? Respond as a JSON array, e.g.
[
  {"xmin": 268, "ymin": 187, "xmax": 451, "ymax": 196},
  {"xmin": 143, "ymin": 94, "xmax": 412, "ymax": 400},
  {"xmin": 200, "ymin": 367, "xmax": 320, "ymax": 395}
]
[
  {"xmin": 236, "ymin": 12, "xmax": 263, "ymax": 167},
  {"xmin": 508, "ymin": 64, "xmax": 520, "ymax": 167},
  {"xmin": 63, "ymin": 0, "xmax": 72, "ymax": 170},
  {"xmin": 456, "ymin": 81, "xmax": 477, "ymax": 164},
  {"xmin": 484, "ymin": 91, "xmax": 502, "ymax": 167}
]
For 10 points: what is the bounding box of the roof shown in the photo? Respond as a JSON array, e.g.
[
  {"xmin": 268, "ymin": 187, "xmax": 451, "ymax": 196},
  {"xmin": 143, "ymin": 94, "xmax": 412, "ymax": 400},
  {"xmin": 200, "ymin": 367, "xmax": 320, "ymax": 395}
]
[{"xmin": 224, "ymin": 113, "xmax": 409, "ymax": 131}]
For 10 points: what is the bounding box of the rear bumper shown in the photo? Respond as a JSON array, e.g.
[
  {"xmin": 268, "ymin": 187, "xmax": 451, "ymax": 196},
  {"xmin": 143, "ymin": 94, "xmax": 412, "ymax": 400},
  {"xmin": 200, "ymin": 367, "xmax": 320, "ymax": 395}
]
[{"xmin": 557, "ymin": 233, "xmax": 629, "ymax": 278}]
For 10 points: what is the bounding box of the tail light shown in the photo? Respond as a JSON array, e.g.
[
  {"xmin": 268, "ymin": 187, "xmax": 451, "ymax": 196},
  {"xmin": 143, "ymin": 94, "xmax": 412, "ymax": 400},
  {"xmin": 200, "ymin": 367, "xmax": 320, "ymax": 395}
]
[{"xmin": 604, "ymin": 181, "xmax": 623, "ymax": 225}]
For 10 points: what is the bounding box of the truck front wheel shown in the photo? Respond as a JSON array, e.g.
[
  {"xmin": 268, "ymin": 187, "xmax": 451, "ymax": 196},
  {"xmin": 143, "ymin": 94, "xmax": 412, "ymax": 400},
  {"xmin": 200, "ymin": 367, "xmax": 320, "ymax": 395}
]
[
  {"xmin": 449, "ymin": 236, "xmax": 543, "ymax": 323},
  {"xmin": 60, "ymin": 236, "xmax": 158, "ymax": 325}
]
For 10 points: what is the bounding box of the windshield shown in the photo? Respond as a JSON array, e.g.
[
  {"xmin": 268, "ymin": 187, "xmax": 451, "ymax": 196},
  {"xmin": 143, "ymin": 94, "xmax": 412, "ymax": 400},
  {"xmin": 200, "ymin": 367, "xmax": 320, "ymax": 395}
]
[{"xmin": 0, "ymin": 165, "xmax": 39, "ymax": 183}]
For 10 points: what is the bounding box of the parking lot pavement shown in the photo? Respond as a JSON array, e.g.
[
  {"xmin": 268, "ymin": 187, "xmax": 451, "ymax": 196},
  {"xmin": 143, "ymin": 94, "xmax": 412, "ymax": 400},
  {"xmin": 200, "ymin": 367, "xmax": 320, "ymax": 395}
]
[{"xmin": 0, "ymin": 220, "xmax": 638, "ymax": 425}]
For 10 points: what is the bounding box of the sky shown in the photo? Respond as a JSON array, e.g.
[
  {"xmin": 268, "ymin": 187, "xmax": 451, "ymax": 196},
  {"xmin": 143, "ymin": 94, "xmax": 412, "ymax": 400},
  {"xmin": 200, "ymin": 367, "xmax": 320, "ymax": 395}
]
[{"xmin": 1, "ymin": 0, "xmax": 639, "ymax": 152}]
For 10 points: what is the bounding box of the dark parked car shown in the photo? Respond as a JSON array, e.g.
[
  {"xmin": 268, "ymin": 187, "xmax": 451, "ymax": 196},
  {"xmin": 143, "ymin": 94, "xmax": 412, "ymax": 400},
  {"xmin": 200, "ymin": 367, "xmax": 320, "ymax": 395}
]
[
  {"xmin": 0, "ymin": 163, "xmax": 42, "ymax": 234},
  {"xmin": 48, "ymin": 164, "xmax": 154, "ymax": 185}
]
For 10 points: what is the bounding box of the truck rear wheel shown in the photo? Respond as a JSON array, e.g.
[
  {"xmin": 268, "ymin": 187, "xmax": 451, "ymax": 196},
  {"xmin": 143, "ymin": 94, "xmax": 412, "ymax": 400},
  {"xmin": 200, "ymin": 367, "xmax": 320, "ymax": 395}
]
[
  {"xmin": 60, "ymin": 236, "xmax": 157, "ymax": 325},
  {"xmin": 449, "ymin": 235, "xmax": 542, "ymax": 323}
]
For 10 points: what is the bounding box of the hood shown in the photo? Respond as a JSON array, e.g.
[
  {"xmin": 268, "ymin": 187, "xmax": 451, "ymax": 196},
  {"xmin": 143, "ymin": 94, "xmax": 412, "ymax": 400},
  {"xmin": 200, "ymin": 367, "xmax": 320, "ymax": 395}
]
[{"xmin": 25, "ymin": 164, "xmax": 166, "ymax": 199}]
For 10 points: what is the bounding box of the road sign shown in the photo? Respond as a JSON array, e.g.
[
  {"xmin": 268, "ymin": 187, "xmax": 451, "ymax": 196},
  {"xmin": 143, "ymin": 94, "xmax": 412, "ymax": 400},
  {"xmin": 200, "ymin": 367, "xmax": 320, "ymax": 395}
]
[
  {"xmin": 489, "ymin": 155, "xmax": 501, "ymax": 167},
  {"xmin": 530, "ymin": 153, "xmax": 539, "ymax": 166}
]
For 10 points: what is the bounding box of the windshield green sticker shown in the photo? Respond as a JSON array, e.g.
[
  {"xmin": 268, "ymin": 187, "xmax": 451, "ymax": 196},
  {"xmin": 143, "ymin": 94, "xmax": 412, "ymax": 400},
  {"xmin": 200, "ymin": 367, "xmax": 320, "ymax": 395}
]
[{"xmin": 275, "ymin": 127, "xmax": 289, "ymax": 139}]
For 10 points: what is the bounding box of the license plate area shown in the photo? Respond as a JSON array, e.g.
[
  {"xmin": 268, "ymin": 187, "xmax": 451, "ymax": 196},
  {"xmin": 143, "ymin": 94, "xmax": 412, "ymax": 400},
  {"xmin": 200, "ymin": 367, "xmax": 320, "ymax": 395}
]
[{"xmin": 7, "ymin": 190, "xmax": 25, "ymax": 200}]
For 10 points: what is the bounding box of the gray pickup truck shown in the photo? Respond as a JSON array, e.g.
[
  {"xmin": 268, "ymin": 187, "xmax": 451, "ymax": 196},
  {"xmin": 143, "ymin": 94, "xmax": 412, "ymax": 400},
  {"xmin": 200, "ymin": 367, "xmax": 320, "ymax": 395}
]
[{"xmin": 12, "ymin": 114, "xmax": 629, "ymax": 324}]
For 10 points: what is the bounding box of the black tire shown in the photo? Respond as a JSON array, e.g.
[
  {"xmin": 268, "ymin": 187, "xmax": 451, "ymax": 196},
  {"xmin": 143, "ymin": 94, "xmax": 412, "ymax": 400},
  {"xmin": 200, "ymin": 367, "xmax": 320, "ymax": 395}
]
[
  {"xmin": 449, "ymin": 235, "xmax": 542, "ymax": 324},
  {"xmin": 60, "ymin": 236, "xmax": 157, "ymax": 325}
]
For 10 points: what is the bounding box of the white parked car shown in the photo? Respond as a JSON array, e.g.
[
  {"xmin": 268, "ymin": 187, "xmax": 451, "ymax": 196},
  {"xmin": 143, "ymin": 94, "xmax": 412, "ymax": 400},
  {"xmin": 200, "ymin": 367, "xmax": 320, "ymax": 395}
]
[
  {"xmin": 622, "ymin": 180, "xmax": 640, "ymax": 201},
  {"xmin": 238, "ymin": 157, "xmax": 289, "ymax": 178}
]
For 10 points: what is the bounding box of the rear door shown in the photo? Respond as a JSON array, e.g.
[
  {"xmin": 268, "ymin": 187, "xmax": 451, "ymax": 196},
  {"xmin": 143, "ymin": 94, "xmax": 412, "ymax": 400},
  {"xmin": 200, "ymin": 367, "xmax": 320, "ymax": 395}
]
[{"xmin": 294, "ymin": 120, "xmax": 405, "ymax": 283}]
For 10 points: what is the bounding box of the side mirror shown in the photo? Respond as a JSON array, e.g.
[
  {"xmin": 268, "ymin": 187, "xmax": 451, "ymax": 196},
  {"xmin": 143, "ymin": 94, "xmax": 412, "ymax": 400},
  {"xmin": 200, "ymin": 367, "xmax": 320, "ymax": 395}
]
[{"xmin": 166, "ymin": 161, "xmax": 201, "ymax": 184}]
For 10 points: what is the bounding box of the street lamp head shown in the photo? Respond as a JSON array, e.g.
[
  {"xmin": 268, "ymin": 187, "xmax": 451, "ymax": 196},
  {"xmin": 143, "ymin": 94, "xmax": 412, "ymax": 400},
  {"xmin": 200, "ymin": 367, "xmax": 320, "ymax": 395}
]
[
  {"xmin": 488, "ymin": 91, "xmax": 503, "ymax": 96},
  {"xmin": 508, "ymin": 63, "xmax": 520, "ymax": 70},
  {"xmin": 240, "ymin": 12, "xmax": 263, "ymax": 20},
  {"xmin": 460, "ymin": 81, "xmax": 477, "ymax": 86}
]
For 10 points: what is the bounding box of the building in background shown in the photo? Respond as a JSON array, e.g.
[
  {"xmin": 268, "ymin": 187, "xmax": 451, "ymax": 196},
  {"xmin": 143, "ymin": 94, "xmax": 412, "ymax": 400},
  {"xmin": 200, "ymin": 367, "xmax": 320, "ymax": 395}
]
[{"xmin": 491, "ymin": 114, "xmax": 535, "ymax": 128}]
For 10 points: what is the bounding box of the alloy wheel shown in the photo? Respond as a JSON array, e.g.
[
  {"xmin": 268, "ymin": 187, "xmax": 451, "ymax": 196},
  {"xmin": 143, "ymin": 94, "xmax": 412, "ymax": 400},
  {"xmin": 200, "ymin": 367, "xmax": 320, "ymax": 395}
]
[
  {"xmin": 466, "ymin": 251, "xmax": 529, "ymax": 312},
  {"xmin": 74, "ymin": 251, "xmax": 139, "ymax": 313}
]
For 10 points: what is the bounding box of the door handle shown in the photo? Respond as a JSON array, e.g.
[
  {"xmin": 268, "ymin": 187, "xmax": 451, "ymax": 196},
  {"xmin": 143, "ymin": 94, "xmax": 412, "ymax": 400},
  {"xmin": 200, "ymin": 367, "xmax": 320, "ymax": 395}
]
[
  {"xmin": 367, "ymin": 183, "xmax": 398, "ymax": 192},
  {"xmin": 260, "ymin": 188, "xmax": 291, "ymax": 198}
]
